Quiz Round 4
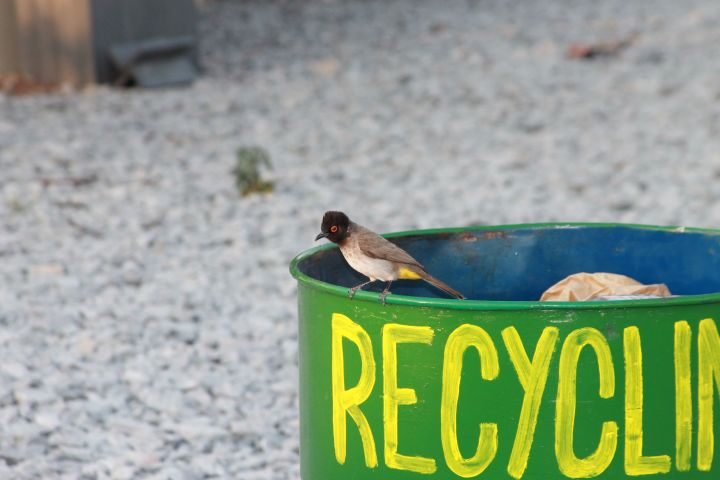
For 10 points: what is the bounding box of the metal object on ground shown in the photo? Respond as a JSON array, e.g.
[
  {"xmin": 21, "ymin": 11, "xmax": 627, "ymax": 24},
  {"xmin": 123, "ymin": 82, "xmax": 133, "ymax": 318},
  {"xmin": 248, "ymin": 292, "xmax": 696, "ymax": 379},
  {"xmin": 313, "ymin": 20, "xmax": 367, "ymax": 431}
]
[
  {"xmin": 110, "ymin": 36, "xmax": 197, "ymax": 87},
  {"xmin": 290, "ymin": 223, "xmax": 720, "ymax": 479},
  {"xmin": 92, "ymin": 0, "xmax": 198, "ymax": 86}
]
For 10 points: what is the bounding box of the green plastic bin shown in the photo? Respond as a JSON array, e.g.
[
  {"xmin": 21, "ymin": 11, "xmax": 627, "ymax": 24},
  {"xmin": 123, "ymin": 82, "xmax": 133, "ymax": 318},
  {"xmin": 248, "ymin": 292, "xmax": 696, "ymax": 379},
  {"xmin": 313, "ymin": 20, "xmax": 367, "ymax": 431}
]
[{"xmin": 290, "ymin": 223, "xmax": 720, "ymax": 479}]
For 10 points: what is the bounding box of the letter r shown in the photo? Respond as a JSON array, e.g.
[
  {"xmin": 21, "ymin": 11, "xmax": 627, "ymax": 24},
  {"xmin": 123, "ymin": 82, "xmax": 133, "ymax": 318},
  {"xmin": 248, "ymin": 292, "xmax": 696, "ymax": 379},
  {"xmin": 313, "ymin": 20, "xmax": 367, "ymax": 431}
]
[{"xmin": 331, "ymin": 313, "xmax": 378, "ymax": 468}]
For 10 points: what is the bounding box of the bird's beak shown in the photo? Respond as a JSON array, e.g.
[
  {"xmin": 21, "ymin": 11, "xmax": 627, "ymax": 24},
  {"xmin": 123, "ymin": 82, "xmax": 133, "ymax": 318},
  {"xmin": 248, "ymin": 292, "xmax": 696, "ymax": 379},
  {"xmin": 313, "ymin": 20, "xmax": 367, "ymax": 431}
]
[{"xmin": 315, "ymin": 232, "xmax": 328, "ymax": 241}]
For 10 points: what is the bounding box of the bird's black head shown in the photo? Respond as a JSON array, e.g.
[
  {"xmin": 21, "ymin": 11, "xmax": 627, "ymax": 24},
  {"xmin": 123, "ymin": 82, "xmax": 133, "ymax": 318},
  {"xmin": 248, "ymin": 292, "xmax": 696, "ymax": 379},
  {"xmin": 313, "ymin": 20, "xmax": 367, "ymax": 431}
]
[{"xmin": 315, "ymin": 211, "xmax": 350, "ymax": 243}]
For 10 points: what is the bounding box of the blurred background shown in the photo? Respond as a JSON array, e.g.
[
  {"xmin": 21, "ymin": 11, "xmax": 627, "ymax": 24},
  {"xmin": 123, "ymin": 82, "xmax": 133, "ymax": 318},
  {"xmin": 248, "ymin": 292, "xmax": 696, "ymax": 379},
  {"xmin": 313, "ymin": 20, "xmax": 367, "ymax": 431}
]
[{"xmin": 1, "ymin": 0, "xmax": 719, "ymax": 478}]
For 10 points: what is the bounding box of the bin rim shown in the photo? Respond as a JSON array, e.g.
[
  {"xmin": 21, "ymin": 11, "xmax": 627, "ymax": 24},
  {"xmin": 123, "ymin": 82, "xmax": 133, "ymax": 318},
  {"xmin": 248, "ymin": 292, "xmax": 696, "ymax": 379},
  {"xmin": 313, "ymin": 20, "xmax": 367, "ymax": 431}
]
[{"xmin": 289, "ymin": 221, "xmax": 720, "ymax": 311}]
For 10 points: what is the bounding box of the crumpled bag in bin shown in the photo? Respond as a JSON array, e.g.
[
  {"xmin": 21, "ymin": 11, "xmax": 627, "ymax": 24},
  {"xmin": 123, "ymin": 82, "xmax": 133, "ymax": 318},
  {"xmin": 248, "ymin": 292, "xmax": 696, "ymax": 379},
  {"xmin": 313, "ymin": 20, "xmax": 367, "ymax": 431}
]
[{"xmin": 540, "ymin": 272, "xmax": 672, "ymax": 302}]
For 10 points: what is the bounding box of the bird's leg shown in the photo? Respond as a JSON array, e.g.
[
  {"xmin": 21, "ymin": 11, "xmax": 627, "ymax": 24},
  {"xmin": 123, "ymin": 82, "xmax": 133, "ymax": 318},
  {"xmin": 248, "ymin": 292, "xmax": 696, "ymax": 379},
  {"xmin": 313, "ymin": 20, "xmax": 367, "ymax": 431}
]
[
  {"xmin": 348, "ymin": 280, "xmax": 375, "ymax": 299},
  {"xmin": 379, "ymin": 281, "xmax": 393, "ymax": 305}
]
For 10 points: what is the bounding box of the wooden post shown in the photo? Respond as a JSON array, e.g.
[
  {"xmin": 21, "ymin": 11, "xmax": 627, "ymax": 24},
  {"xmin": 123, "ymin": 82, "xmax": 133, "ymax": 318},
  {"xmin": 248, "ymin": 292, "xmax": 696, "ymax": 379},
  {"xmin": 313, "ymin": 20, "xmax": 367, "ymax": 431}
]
[
  {"xmin": 1, "ymin": 0, "xmax": 95, "ymax": 87},
  {"xmin": 0, "ymin": 0, "xmax": 20, "ymax": 73}
]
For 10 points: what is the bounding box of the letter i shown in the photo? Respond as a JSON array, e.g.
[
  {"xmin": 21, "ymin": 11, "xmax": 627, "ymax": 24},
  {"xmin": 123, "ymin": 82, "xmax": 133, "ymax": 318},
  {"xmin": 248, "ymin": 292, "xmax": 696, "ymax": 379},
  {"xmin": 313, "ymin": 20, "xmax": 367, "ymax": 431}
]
[{"xmin": 674, "ymin": 321, "xmax": 692, "ymax": 471}]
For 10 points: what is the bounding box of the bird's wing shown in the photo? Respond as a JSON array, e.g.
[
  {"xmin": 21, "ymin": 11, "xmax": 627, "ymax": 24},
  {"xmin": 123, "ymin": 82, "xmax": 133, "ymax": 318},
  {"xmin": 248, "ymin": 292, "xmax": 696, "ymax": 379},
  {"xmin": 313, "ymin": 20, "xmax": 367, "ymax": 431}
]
[{"xmin": 353, "ymin": 224, "xmax": 425, "ymax": 270}]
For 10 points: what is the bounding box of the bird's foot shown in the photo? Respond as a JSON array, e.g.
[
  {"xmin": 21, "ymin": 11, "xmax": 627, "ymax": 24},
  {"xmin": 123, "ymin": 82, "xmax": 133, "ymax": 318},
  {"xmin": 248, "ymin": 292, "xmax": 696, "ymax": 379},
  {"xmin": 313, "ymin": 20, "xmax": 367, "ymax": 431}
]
[
  {"xmin": 379, "ymin": 281, "xmax": 393, "ymax": 305},
  {"xmin": 349, "ymin": 280, "xmax": 374, "ymax": 299},
  {"xmin": 379, "ymin": 291, "xmax": 390, "ymax": 305}
]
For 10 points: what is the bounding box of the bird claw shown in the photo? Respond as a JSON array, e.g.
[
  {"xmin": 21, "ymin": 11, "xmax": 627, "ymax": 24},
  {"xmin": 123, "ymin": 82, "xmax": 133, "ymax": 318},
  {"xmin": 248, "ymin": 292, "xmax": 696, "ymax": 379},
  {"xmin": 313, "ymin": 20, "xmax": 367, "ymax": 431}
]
[
  {"xmin": 378, "ymin": 281, "xmax": 393, "ymax": 305},
  {"xmin": 348, "ymin": 288, "xmax": 357, "ymax": 299}
]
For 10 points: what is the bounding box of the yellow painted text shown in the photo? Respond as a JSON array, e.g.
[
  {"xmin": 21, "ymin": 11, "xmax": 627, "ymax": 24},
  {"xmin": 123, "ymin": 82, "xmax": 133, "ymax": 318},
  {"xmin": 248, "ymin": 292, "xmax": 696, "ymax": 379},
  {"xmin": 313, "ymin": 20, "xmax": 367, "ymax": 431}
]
[
  {"xmin": 624, "ymin": 326, "xmax": 671, "ymax": 475},
  {"xmin": 698, "ymin": 318, "xmax": 720, "ymax": 471},
  {"xmin": 382, "ymin": 323, "xmax": 437, "ymax": 474},
  {"xmin": 555, "ymin": 327, "xmax": 618, "ymax": 478},
  {"xmin": 441, "ymin": 324, "xmax": 499, "ymax": 478},
  {"xmin": 331, "ymin": 313, "xmax": 378, "ymax": 467},
  {"xmin": 502, "ymin": 326, "xmax": 559, "ymax": 479},
  {"xmin": 674, "ymin": 320, "xmax": 692, "ymax": 472}
]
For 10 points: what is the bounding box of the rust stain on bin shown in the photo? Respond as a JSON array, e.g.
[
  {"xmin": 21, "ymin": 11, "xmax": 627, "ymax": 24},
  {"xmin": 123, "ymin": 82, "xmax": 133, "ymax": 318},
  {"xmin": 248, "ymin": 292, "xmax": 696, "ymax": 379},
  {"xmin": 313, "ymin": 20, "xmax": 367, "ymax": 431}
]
[{"xmin": 481, "ymin": 230, "xmax": 507, "ymax": 240}]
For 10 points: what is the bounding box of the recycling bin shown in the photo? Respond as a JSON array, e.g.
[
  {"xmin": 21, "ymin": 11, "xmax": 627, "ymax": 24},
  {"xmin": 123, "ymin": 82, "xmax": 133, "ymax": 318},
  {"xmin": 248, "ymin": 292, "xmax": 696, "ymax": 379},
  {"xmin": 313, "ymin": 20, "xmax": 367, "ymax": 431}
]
[{"xmin": 289, "ymin": 223, "xmax": 720, "ymax": 479}]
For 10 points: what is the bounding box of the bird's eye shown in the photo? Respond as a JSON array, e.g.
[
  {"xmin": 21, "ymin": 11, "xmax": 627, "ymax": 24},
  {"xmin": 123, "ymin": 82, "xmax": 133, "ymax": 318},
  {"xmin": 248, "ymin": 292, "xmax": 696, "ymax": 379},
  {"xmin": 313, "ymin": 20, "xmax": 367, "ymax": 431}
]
[{"xmin": 330, "ymin": 225, "xmax": 338, "ymax": 233}]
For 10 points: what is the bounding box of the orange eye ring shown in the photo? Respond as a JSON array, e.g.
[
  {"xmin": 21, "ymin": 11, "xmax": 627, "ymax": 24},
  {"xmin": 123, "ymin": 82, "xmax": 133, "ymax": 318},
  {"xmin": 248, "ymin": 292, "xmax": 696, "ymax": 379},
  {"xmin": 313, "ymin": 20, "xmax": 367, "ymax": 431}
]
[{"xmin": 330, "ymin": 225, "xmax": 338, "ymax": 233}]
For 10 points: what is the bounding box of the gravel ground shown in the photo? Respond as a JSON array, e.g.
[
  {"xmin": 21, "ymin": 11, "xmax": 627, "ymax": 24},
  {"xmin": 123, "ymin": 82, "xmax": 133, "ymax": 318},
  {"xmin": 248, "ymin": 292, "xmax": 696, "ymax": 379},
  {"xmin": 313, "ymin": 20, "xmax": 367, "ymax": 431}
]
[{"xmin": 1, "ymin": 0, "xmax": 719, "ymax": 478}]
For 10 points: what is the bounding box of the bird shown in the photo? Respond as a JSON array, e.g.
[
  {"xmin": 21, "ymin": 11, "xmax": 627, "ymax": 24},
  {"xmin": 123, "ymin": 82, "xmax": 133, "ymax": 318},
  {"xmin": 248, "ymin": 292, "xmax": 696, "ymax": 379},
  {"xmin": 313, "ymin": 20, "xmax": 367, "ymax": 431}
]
[{"xmin": 314, "ymin": 211, "xmax": 465, "ymax": 303}]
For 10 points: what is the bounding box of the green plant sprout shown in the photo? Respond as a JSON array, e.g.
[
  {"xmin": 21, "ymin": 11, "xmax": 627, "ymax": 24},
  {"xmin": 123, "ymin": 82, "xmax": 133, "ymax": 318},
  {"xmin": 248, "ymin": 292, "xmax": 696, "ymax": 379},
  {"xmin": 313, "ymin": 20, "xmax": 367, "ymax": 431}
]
[{"xmin": 233, "ymin": 146, "xmax": 275, "ymax": 196}]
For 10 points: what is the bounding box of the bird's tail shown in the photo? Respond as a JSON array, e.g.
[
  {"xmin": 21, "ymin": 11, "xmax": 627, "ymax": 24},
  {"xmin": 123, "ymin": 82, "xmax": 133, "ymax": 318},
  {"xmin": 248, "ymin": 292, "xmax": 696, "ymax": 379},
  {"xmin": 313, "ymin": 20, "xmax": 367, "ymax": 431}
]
[{"xmin": 421, "ymin": 273, "xmax": 466, "ymax": 300}]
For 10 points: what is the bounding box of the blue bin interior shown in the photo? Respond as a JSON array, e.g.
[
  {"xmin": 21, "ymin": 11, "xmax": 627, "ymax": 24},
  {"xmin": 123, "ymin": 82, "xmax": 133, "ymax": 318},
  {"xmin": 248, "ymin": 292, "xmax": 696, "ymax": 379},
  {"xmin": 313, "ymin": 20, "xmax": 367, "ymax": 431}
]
[{"xmin": 298, "ymin": 225, "xmax": 720, "ymax": 301}]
